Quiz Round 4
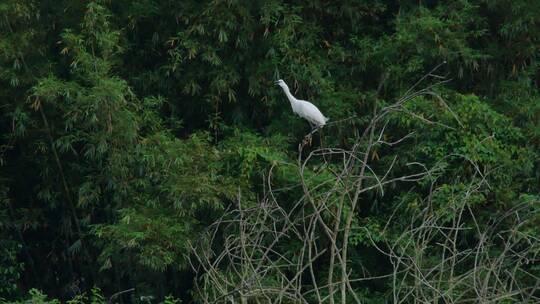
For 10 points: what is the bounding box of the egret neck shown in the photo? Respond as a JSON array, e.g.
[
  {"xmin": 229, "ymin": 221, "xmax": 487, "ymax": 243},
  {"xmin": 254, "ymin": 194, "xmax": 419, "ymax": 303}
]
[{"xmin": 280, "ymin": 84, "xmax": 299, "ymax": 111}]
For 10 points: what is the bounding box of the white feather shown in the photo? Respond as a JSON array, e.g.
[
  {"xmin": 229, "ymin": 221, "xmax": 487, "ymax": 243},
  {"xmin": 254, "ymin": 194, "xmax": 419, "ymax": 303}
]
[{"xmin": 275, "ymin": 79, "xmax": 328, "ymax": 127}]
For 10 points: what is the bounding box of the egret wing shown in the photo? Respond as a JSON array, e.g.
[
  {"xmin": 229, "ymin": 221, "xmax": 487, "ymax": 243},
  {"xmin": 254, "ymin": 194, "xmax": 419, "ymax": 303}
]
[{"xmin": 298, "ymin": 100, "xmax": 328, "ymax": 126}]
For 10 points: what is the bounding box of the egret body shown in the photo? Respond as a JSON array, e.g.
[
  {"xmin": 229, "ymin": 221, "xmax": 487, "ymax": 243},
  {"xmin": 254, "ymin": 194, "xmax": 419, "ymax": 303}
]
[{"xmin": 275, "ymin": 79, "xmax": 329, "ymax": 128}]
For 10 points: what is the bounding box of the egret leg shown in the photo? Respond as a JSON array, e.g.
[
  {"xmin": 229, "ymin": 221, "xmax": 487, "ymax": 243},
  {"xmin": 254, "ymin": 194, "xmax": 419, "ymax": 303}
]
[
  {"xmin": 303, "ymin": 122, "xmax": 321, "ymax": 146},
  {"xmin": 308, "ymin": 122, "xmax": 320, "ymax": 134},
  {"xmin": 310, "ymin": 126, "xmax": 320, "ymax": 137},
  {"xmin": 302, "ymin": 135, "xmax": 310, "ymax": 146}
]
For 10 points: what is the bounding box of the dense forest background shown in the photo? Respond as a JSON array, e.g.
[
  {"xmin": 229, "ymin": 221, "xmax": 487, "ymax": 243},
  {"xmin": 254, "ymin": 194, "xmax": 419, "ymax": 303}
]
[{"xmin": 1, "ymin": 0, "xmax": 539, "ymax": 303}]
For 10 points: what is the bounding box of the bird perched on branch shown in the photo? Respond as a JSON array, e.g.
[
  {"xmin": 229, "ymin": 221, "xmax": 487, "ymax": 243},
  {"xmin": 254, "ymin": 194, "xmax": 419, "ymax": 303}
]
[{"xmin": 275, "ymin": 79, "xmax": 329, "ymax": 130}]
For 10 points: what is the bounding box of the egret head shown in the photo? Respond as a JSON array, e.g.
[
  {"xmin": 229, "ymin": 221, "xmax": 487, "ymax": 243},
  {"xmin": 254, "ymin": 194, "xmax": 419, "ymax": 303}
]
[{"xmin": 274, "ymin": 79, "xmax": 288, "ymax": 88}]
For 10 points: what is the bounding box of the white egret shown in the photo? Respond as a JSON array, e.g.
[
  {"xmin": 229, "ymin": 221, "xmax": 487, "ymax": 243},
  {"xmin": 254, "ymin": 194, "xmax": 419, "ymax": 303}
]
[{"xmin": 275, "ymin": 79, "xmax": 329, "ymax": 130}]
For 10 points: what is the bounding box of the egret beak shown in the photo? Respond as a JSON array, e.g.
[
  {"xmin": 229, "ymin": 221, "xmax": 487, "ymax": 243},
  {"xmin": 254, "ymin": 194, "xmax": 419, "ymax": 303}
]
[{"xmin": 274, "ymin": 80, "xmax": 280, "ymax": 85}]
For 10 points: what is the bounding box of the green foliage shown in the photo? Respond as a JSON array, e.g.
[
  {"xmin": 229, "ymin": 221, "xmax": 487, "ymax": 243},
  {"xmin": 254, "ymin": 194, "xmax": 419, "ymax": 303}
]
[
  {"xmin": 0, "ymin": 0, "xmax": 538, "ymax": 302},
  {"xmin": 93, "ymin": 132, "xmax": 239, "ymax": 272},
  {"xmin": 0, "ymin": 239, "xmax": 22, "ymax": 298},
  {"xmin": 8, "ymin": 289, "xmax": 60, "ymax": 304},
  {"xmin": 4, "ymin": 288, "xmax": 106, "ymax": 304}
]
